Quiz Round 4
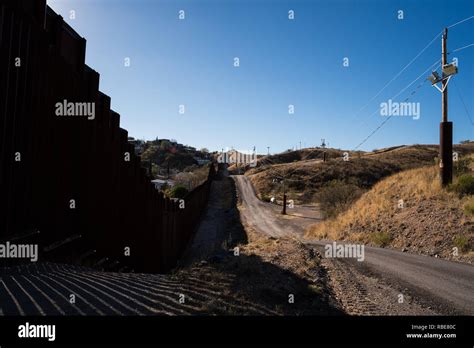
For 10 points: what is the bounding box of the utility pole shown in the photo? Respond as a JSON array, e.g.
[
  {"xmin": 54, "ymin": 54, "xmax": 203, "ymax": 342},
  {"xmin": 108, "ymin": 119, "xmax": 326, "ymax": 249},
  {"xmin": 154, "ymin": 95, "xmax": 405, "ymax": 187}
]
[
  {"xmin": 440, "ymin": 27, "xmax": 453, "ymax": 186},
  {"xmin": 281, "ymin": 180, "xmax": 287, "ymax": 215},
  {"xmin": 321, "ymin": 139, "xmax": 327, "ymax": 162}
]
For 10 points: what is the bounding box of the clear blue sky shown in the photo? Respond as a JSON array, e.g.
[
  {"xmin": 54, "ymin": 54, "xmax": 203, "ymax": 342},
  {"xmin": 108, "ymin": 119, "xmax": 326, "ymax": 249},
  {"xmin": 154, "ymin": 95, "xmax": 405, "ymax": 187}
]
[{"xmin": 47, "ymin": 0, "xmax": 473, "ymax": 154}]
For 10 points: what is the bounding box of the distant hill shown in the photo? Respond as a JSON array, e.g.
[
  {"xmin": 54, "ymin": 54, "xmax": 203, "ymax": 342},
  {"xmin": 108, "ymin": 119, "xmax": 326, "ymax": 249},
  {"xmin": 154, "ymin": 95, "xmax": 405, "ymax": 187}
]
[
  {"xmin": 243, "ymin": 147, "xmax": 348, "ymax": 175},
  {"xmin": 246, "ymin": 143, "xmax": 474, "ymax": 208}
]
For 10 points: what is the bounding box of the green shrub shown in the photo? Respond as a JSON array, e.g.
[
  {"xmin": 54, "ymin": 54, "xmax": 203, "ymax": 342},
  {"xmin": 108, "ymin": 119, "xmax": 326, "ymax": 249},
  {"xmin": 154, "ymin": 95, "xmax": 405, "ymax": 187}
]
[
  {"xmin": 261, "ymin": 193, "xmax": 272, "ymax": 202},
  {"xmin": 464, "ymin": 198, "xmax": 474, "ymax": 215},
  {"xmin": 169, "ymin": 185, "xmax": 189, "ymax": 199},
  {"xmin": 454, "ymin": 157, "xmax": 472, "ymax": 176},
  {"xmin": 370, "ymin": 232, "xmax": 392, "ymax": 247},
  {"xmin": 450, "ymin": 174, "xmax": 474, "ymax": 197},
  {"xmin": 315, "ymin": 180, "xmax": 364, "ymax": 218},
  {"xmin": 453, "ymin": 235, "xmax": 470, "ymax": 253}
]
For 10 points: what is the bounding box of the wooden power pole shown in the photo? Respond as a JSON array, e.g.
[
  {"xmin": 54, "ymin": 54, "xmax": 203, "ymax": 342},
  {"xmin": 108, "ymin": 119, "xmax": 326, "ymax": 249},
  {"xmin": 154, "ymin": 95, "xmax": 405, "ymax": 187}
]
[
  {"xmin": 440, "ymin": 27, "xmax": 453, "ymax": 186},
  {"xmin": 281, "ymin": 180, "xmax": 287, "ymax": 215}
]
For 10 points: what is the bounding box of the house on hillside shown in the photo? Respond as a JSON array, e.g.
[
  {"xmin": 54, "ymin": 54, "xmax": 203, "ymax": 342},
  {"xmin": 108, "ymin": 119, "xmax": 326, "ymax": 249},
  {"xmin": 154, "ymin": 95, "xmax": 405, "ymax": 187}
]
[
  {"xmin": 128, "ymin": 139, "xmax": 144, "ymax": 155},
  {"xmin": 184, "ymin": 145, "xmax": 196, "ymax": 152},
  {"xmin": 151, "ymin": 178, "xmax": 175, "ymax": 190},
  {"xmin": 193, "ymin": 156, "xmax": 211, "ymax": 166}
]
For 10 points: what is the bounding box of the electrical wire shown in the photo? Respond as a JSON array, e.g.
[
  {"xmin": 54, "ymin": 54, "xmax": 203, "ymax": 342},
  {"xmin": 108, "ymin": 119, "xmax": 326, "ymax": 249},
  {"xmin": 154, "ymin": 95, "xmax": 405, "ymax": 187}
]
[
  {"xmin": 449, "ymin": 43, "xmax": 474, "ymax": 53},
  {"xmin": 348, "ymin": 32, "xmax": 442, "ymax": 124},
  {"xmin": 452, "ymin": 79, "xmax": 474, "ymax": 125},
  {"xmin": 354, "ymin": 59, "xmax": 441, "ymax": 130},
  {"xmin": 348, "ymin": 14, "xmax": 473, "ymax": 126},
  {"xmin": 353, "ymin": 59, "xmax": 440, "ymax": 150},
  {"xmin": 447, "ymin": 15, "xmax": 474, "ymax": 28}
]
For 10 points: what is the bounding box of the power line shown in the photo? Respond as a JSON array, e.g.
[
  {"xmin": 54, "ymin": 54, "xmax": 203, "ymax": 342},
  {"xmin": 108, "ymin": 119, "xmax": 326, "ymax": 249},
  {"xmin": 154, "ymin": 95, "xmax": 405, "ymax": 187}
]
[
  {"xmin": 354, "ymin": 59, "xmax": 441, "ymax": 130},
  {"xmin": 354, "ymin": 81, "xmax": 428, "ymax": 150},
  {"xmin": 449, "ymin": 43, "xmax": 474, "ymax": 53},
  {"xmin": 452, "ymin": 79, "xmax": 473, "ymax": 125},
  {"xmin": 388, "ymin": 60, "xmax": 440, "ymax": 102},
  {"xmin": 354, "ymin": 115, "xmax": 395, "ymax": 151},
  {"xmin": 353, "ymin": 59, "xmax": 439, "ymax": 150},
  {"xmin": 348, "ymin": 32, "xmax": 442, "ymax": 123},
  {"xmin": 349, "ymin": 15, "xmax": 473, "ymax": 126},
  {"xmin": 447, "ymin": 15, "xmax": 474, "ymax": 28}
]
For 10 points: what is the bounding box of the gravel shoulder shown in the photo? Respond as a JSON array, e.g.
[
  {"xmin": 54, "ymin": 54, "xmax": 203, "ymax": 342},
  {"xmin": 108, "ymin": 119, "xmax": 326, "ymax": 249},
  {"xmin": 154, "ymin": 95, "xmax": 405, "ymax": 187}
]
[{"xmin": 234, "ymin": 174, "xmax": 474, "ymax": 315}]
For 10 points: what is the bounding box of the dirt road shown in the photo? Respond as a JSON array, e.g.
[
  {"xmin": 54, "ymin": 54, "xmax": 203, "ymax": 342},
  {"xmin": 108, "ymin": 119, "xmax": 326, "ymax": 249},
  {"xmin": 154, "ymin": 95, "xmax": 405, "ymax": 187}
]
[{"xmin": 233, "ymin": 175, "xmax": 474, "ymax": 315}]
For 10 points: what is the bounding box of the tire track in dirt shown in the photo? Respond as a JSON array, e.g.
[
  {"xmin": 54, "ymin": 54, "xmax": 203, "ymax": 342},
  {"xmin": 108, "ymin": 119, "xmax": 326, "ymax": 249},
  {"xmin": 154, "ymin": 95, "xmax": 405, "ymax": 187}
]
[{"xmin": 234, "ymin": 174, "xmax": 473, "ymax": 315}]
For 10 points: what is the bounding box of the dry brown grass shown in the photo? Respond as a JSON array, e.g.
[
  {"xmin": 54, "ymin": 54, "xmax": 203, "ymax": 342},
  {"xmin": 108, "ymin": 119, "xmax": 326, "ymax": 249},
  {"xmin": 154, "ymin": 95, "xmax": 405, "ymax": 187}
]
[
  {"xmin": 247, "ymin": 143, "xmax": 474, "ymax": 207},
  {"xmin": 249, "ymin": 157, "xmax": 400, "ymax": 204},
  {"xmin": 305, "ymin": 165, "xmax": 442, "ymax": 239},
  {"xmin": 305, "ymin": 160, "xmax": 474, "ymax": 262}
]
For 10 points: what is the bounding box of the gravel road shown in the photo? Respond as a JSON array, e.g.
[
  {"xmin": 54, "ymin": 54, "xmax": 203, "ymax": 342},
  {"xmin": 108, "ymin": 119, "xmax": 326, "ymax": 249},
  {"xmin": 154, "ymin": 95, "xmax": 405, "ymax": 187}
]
[{"xmin": 234, "ymin": 175, "xmax": 474, "ymax": 315}]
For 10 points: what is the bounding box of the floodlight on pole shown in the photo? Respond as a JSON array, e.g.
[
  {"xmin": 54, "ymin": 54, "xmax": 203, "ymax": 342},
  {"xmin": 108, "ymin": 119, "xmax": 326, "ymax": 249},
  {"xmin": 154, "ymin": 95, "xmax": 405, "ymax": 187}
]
[
  {"xmin": 428, "ymin": 62, "xmax": 458, "ymax": 93},
  {"xmin": 428, "ymin": 71, "xmax": 441, "ymax": 84}
]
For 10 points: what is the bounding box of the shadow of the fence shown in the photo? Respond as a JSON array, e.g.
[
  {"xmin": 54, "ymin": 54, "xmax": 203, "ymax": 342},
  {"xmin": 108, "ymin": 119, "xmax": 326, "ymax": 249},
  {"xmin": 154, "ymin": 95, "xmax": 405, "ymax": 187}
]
[
  {"xmin": 194, "ymin": 252, "xmax": 345, "ymax": 315},
  {"xmin": 178, "ymin": 170, "xmax": 343, "ymax": 316}
]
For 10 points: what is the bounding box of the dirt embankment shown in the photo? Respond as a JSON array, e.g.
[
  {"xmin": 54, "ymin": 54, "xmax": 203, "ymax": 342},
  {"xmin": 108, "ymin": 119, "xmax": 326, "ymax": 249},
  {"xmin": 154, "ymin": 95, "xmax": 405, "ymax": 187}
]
[{"xmin": 306, "ymin": 164, "xmax": 474, "ymax": 263}]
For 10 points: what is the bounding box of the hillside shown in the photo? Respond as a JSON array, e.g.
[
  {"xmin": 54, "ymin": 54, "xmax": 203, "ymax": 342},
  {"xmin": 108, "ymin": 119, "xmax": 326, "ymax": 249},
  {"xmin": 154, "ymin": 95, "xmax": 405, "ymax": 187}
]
[
  {"xmin": 246, "ymin": 143, "xmax": 474, "ymax": 212},
  {"xmin": 135, "ymin": 138, "xmax": 211, "ymax": 173},
  {"xmin": 305, "ymin": 160, "xmax": 474, "ymax": 263},
  {"xmin": 252, "ymin": 147, "xmax": 348, "ymax": 170}
]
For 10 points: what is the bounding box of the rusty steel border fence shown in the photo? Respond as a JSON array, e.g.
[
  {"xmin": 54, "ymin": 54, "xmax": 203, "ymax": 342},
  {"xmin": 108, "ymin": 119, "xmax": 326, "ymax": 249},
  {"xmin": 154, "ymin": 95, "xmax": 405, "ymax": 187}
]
[{"xmin": 0, "ymin": 1, "xmax": 216, "ymax": 273}]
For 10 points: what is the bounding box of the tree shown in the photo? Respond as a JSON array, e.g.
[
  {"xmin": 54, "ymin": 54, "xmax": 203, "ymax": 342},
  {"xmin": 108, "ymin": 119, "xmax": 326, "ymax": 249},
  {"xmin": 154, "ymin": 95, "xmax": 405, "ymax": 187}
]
[
  {"xmin": 169, "ymin": 185, "xmax": 189, "ymax": 199},
  {"xmin": 160, "ymin": 140, "xmax": 171, "ymax": 151},
  {"xmin": 151, "ymin": 163, "xmax": 159, "ymax": 178}
]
